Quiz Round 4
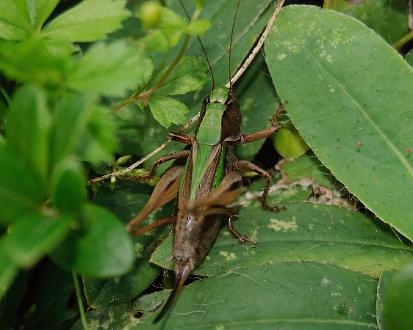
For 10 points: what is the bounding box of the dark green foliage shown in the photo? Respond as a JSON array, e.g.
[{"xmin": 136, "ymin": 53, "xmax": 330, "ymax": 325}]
[{"xmin": 1, "ymin": 0, "xmax": 413, "ymax": 329}]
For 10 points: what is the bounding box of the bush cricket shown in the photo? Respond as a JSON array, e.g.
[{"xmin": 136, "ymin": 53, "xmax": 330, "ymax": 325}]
[{"xmin": 125, "ymin": 0, "xmax": 286, "ymax": 322}]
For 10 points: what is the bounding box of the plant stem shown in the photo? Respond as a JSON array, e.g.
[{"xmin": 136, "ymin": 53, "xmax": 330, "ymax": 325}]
[
  {"xmin": 73, "ymin": 272, "xmax": 89, "ymax": 330},
  {"xmin": 393, "ymin": 30, "xmax": 413, "ymax": 51}
]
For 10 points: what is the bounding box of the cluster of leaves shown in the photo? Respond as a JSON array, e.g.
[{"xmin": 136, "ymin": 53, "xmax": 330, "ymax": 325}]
[
  {"xmin": 0, "ymin": 0, "xmax": 212, "ymax": 327},
  {"xmin": 1, "ymin": 0, "xmax": 413, "ymax": 329}
]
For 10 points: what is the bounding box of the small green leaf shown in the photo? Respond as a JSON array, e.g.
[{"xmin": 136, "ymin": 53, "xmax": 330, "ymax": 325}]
[
  {"xmin": 273, "ymin": 126, "xmax": 309, "ymax": 159},
  {"xmin": 32, "ymin": 0, "xmax": 61, "ymax": 30},
  {"xmin": 68, "ymin": 41, "xmax": 153, "ymax": 97},
  {"xmin": 156, "ymin": 56, "xmax": 208, "ymax": 96},
  {"xmin": 42, "ymin": 0, "xmax": 130, "ymax": 42},
  {"xmin": 149, "ymin": 95, "xmax": 188, "ymax": 128},
  {"xmin": 2, "ymin": 214, "xmax": 72, "ymax": 267},
  {"xmin": 383, "ymin": 264, "xmax": 413, "ymax": 330},
  {"xmin": 52, "ymin": 159, "xmax": 86, "ymax": 214},
  {"xmin": 137, "ymin": 1, "xmax": 162, "ymax": 28},
  {"xmin": 6, "ymin": 85, "xmax": 51, "ymax": 181},
  {"xmin": 51, "ymin": 205, "xmax": 134, "ymax": 277},
  {"xmin": 0, "ymin": 250, "xmax": 17, "ymax": 299},
  {"xmin": 0, "ymin": 144, "xmax": 43, "ymax": 223},
  {"xmin": 185, "ymin": 19, "xmax": 211, "ymax": 35},
  {"xmin": 0, "ymin": 0, "xmax": 32, "ymax": 40}
]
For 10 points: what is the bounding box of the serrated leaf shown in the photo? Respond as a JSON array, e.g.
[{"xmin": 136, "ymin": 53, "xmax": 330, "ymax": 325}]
[
  {"xmin": 149, "ymin": 95, "xmax": 188, "ymax": 128},
  {"xmin": 42, "ymin": 0, "xmax": 130, "ymax": 42},
  {"xmin": 0, "ymin": 0, "xmax": 32, "ymax": 40},
  {"xmin": 76, "ymin": 263, "xmax": 378, "ymax": 329},
  {"xmin": 324, "ymin": 0, "xmax": 408, "ymax": 43},
  {"xmin": 51, "ymin": 205, "xmax": 134, "ymax": 277},
  {"xmin": 156, "ymin": 57, "xmax": 208, "ymax": 96},
  {"xmin": 265, "ymin": 6, "xmax": 413, "ymax": 241},
  {"xmin": 51, "ymin": 159, "xmax": 86, "ymax": 214},
  {"xmin": 151, "ymin": 203, "xmax": 413, "ymax": 277},
  {"xmin": 68, "ymin": 41, "xmax": 153, "ymax": 97},
  {"xmin": 0, "ymin": 37, "xmax": 72, "ymax": 85},
  {"xmin": 0, "ymin": 144, "xmax": 43, "ymax": 223},
  {"xmin": 6, "ymin": 85, "xmax": 51, "ymax": 181},
  {"xmin": 2, "ymin": 214, "xmax": 72, "ymax": 267}
]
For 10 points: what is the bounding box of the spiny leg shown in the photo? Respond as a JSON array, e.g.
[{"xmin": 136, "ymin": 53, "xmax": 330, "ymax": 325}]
[
  {"xmin": 143, "ymin": 150, "xmax": 190, "ymax": 180},
  {"xmin": 233, "ymin": 160, "xmax": 283, "ymax": 212},
  {"xmin": 127, "ymin": 166, "xmax": 183, "ymax": 232},
  {"xmin": 228, "ymin": 215, "xmax": 257, "ymax": 245},
  {"xmin": 130, "ymin": 215, "xmax": 177, "ymax": 237},
  {"xmin": 238, "ymin": 103, "xmax": 284, "ymax": 144}
]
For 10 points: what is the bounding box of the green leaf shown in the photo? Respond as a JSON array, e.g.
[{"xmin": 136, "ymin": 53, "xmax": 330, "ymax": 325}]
[
  {"xmin": 324, "ymin": 0, "xmax": 408, "ymax": 43},
  {"xmin": 406, "ymin": 51, "xmax": 413, "ymax": 66},
  {"xmin": 32, "ymin": 0, "xmax": 60, "ymax": 30},
  {"xmin": 265, "ymin": 6, "xmax": 413, "ymax": 241},
  {"xmin": 6, "ymin": 85, "xmax": 51, "ymax": 181},
  {"xmin": 156, "ymin": 56, "xmax": 208, "ymax": 96},
  {"xmin": 149, "ymin": 95, "xmax": 188, "ymax": 128},
  {"xmin": 0, "ymin": 250, "xmax": 17, "ymax": 299},
  {"xmin": 151, "ymin": 203, "xmax": 413, "ymax": 278},
  {"xmin": 68, "ymin": 41, "xmax": 153, "ymax": 97},
  {"xmin": 185, "ymin": 19, "xmax": 211, "ymax": 35},
  {"xmin": 84, "ymin": 181, "xmax": 171, "ymax": 307},
  {"xmin": 383, "ymin": 264, "xmax": 413, "ymax": 330},
  {"xmin": 42, "ymin": 0, "xmax": 130, "ymax": 42},
  {"xmin": 0, "ymin": 144, "xmax": 43, "ymax": 223},
  {"xmin": 77, "ymin": 263, "xmax": 378, "ymax": 329},
  {"xmin": 376, "ymin": 270, "xmax": 394, "ymax": 330},
  {"xmin": 51, "ymin": 159, "xmax": 86, "ymax": 214},
  {"xmin": 0, "ymin": 37, "xmax": 72, "ymax": 85},
  {"xmin": 280, "ymin": 152, "xmax": 335, "ymax": 189},
  {"xmin": 0, "ymin": 0, "xmax": 32, "ymax": 40},
  {"xmin": 51, "ymin": 205, "xmax": 134, "ymax": 277},
  {"xmin": 2, "ymin": 213, "xmax": 72, "ymax": 267}
]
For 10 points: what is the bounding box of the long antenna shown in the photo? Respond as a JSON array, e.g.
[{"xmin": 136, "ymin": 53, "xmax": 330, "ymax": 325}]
[
  {"xmin": 228, "ymin": 0, "xmax": 241, "ymax": 90},
  {"xmin": 179, "ymin": 0, "xmax": 215, "ymax": 90}
]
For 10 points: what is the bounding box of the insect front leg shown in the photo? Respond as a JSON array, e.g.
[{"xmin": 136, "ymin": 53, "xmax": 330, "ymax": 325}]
[
  {"xmin": 238, "ymin": 103, "xmax": 284, "ymax": 144},
  {"xmin": 228, "ymin": 214, "xmax": 257, "ymax": 245},
  {"xmin": 129, "ymin": 215, "xmax": 177, "ymax": 237},
  {"xmin": 139, "ymin": 150, "xmax": 190, "ymax": 180}
]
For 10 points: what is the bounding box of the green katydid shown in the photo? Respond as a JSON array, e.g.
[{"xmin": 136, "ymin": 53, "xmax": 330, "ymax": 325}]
[{"xmin": 125, "ymin": 0, "xmax": 287, "ymax": 323}]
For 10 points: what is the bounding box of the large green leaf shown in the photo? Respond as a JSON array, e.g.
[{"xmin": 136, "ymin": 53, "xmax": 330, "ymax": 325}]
[
  {"xmin": 0, "ymin": 144, "xmax": 43, "ymax": 223},
  {"xmin": 6, "ymin": 85, "xmax": 51, "ymax": 181},
  {"xmin": 42, "ymin": 0, "xmax": 130, "ymax": 42},
  {"xmin": 324, "ymin": 0, "xmax": 408, "ymax": 44},
  {"xmin": 151, "ymin": 203, "xmax": 413, "ymax": 277},
  {"xmin": 75, "ymin": 263, "xmax": 378, "ymax": 329},
  {"xmin": 0, "ymin": 250, "xmax": 17, "ymax": 299},
  {"xmin": 68, "ymin": 41, "xmax": 153, "ymax": 98},
  {"xmin": 51, "ymin": 205, "xmax": 134, "ymax": 277},
  {"xmin": 265, "ymin": 6, "xmax": 413, "ymax": 241},
  {"xmin": 2, "ymin": 214, "xmax": 72, "ymax": 267}
]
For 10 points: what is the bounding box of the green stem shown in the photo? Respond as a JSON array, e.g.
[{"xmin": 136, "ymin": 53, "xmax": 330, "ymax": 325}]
[
  {"xmin": 73, "ymin": 272, "xmax": 89, "ymax": 330},
  {"xmin": 393, "ymin": 30, "xmax": 413, "ymax": 51}
]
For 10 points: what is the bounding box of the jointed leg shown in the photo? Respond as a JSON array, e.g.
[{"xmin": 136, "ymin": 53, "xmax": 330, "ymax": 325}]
[
  {"xmin": 228, "ymin": 215, "xmax": 257, "ymax": 245},
  {"xmin": 233, "ymin": 160, "xmax": 283, "ymax": 212},
  {"xmin": 144, "ymin": 150, "xmax": 190, "ymax": 180},
  {"xmin": 238, "ymin": 103, "xmax": 284, "ymax": 144},
  {"xmin": 130, "ymin": 215, "xmax": 177, "ymax": 237}
]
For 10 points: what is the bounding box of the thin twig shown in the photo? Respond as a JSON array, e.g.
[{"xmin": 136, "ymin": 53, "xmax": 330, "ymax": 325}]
[
  {"xmin": 89, "ymin": 140, "xmax": 170, "ymax": 184},
  {"xmin": 226, "ymin": 0, "xmax": 286, "ymax": 88}
]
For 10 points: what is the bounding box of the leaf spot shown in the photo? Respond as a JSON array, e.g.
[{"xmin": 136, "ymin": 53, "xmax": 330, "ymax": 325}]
[
  {"xmin": 267, "ymin": 217, "xmax": 298, "ymax": 232},
  {"xmin": 219, "ymin": 251, "xmax": 237, "ymax": 261}
]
